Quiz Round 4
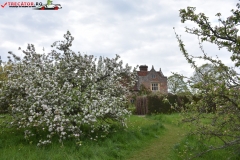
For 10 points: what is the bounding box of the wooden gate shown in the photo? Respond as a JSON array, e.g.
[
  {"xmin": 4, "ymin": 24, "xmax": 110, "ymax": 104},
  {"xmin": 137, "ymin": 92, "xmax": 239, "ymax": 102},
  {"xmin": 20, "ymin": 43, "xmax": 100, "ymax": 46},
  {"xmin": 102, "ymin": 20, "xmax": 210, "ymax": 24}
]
[{"xmin": 136, "ymin": 96, "xmax": 148, "ymax": 115}]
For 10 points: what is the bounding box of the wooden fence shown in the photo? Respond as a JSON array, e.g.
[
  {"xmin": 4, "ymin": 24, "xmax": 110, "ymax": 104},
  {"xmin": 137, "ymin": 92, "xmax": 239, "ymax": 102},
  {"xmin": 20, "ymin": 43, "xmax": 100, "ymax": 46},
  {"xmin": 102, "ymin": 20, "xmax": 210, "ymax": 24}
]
[{"xmin": 136, "ymin": 96, "xmax": 148, "ymax": 115}]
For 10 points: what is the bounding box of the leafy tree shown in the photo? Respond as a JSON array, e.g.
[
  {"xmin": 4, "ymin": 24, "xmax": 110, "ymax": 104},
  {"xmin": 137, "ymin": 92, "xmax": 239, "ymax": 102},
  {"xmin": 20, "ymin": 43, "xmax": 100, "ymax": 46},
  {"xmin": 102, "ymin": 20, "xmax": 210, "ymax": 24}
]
[
  {"xmin": 190, "ymin": 63, "xmax": 222, "ymax": 94},
  {"xmin": 0, "ymin": 62, "xmax": 13, "ymax": 113},
  {"xmin": 0, "ymin": 62, "xmax": 12, "ymax": 87},
  {"xmin": 167, "ymin": 73, "xmax": 190, "ymax": 94},
  {"xmin": 1, "ymin": 31, "xmax": 137, "ymax": 146},
  {"xmin": 191, "ymin": 63, "xmax": 216, "ymax": 83},
  {"xmin": 174, "ymin": 2, "xmax": 240, "ymax": 159}
]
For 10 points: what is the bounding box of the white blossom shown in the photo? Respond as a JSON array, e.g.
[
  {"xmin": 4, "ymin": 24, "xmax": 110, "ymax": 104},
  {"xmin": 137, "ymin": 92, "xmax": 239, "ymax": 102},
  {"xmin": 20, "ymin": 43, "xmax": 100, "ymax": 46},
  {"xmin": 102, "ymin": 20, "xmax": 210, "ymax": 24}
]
[{"xmin": 1, "ymin": 31, "xmax": 137, "ymax": 146}]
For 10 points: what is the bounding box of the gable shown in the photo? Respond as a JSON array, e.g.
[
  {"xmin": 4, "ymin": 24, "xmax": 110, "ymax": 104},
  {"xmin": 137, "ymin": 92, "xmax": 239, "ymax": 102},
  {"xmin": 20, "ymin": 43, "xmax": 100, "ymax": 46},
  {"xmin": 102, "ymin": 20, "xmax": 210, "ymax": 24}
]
[
  {"xmin": 137, "ymin": 66, "xmax": 166, "ymax": 78},
  {"xmin": 136, "ymin": 65, "xmax": 168, "ymax": 93}
]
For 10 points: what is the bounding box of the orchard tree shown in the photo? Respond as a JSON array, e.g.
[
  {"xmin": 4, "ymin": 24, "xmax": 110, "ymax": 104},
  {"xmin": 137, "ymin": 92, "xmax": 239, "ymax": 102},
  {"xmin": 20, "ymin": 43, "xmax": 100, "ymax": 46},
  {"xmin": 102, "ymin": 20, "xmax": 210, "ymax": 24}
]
[
  {"xmin": 1, "ymin": 31, "xmax": 138, "ymax": 146},
  {"xmin": 174, "ymin": 2, "xmax": 240, "ymax": 159},
  {"xmin": 167, "ymin": 73, "xmax": 190, "ymax": 94}
]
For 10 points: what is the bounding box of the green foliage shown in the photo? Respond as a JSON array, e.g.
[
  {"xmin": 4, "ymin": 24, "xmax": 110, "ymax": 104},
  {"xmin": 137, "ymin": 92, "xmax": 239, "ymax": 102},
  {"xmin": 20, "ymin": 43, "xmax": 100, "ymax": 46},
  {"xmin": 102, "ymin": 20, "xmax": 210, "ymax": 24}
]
[
  {"xmin": 127, "ymin": 103, "xmax": 136, "ymax": 114},
  {"xmin": 172, "ymin": 134, "xmax": 240, "ymax": 160},
  {"xmin": 168, "ymin": 73, "xmax": 190, "ymax": 94},
  {"xmin": 0, "ymin": 63, "xmax": 12, "ymax": 113},
  {"xmin": 179, "ymin": 5, "xmax": 240, "ymax": 66},
  {"xmin": 147, "ymin": 93, "xmax": 172, "ymax": 114},
  {"xmin": 135, "ymin": 93, "xmax": 190, "ymax": 115},
  {"xmin": 137, "ymin": 84, "xmax": 152, "ymax": 96},
  {"xmin": 174, "ymin": 2, "xmax": 240, "ymax": 158},
  {"xmin": 147, "ymin": 94, "xmax": 189, "ymax": 114}
]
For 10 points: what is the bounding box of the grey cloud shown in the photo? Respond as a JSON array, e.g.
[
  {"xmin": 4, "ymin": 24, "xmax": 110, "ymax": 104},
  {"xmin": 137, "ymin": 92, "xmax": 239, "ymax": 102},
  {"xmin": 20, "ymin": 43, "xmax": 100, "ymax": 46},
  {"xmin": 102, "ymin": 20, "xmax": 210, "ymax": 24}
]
[{"xmin": 0, "ymin": 0, "xmax": 238, "ymax": 78}]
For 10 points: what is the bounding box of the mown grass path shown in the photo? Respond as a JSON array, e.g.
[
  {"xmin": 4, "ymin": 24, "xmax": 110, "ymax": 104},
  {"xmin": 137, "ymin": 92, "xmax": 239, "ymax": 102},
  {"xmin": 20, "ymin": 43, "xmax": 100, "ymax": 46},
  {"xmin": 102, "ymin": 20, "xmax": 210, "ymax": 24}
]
[{"xmin": 127, "ymin": 121, "xmax": 187, "ymax": 160}]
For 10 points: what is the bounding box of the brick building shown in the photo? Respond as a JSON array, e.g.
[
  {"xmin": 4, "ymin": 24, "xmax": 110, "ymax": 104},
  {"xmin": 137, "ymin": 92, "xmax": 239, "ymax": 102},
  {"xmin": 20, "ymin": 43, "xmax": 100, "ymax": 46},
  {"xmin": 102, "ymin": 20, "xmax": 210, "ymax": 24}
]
[{"xmin": 135, "ymin": 65, "xmax": 168, "ymax": 94}]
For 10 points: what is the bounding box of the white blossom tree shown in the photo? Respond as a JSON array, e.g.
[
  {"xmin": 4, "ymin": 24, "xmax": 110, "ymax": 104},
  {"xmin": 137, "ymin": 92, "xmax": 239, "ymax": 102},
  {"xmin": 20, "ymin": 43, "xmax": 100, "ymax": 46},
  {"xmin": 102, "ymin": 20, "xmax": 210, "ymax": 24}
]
[{"xmin": 1, "ymin": 31, "xmax": 137, "ymax": 146}]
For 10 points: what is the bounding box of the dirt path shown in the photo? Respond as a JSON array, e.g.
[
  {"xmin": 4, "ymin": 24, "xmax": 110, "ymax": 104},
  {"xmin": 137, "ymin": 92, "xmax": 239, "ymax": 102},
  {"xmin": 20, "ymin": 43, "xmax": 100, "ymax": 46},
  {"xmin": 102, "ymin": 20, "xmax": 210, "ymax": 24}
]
[{"xmin": 127, "ymin": 123, "xmax": 186, "ymax": 160}]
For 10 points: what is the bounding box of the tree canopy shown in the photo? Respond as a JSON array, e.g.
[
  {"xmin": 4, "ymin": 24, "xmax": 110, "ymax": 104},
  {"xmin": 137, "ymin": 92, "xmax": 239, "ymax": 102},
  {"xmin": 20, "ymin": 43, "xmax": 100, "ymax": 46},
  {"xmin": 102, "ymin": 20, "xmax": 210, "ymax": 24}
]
[
  {"xmin": 167, "ymin": 73, "xmax": 189, "ymax": 94},
  {"xmin": 174, "ymin": 2, "xmax": 240, "ymax": 159},
  {"xmin": 0, "ymin": 31, "xmax": 137, "ymax": 146}
]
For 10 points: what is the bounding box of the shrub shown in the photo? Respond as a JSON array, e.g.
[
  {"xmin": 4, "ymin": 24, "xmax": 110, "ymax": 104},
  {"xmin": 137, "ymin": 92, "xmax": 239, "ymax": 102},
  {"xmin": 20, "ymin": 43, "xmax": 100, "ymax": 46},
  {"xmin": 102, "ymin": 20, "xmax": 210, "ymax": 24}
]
[
  {"xmin": 147, "ymin": 93, "xmax": 172, "ymax": 114},
  {"xmin": 135, "ymin": 93, "xmax": 190, "ymax": 115},
  {"xmin": 1, "ymin": 31, "xmax": 137, "ymax": 146}
]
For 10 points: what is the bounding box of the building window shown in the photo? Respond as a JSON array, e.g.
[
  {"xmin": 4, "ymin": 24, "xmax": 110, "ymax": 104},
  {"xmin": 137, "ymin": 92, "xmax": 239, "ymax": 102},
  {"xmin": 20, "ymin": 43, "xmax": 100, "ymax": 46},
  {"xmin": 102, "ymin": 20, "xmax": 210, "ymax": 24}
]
[
  {"xmin": 152, "ymin": 83, "xmax": 158, "ymax": 91},
  {"xmin": 152, "ymin": 75, "xmax": 156, "ymax": 79}
]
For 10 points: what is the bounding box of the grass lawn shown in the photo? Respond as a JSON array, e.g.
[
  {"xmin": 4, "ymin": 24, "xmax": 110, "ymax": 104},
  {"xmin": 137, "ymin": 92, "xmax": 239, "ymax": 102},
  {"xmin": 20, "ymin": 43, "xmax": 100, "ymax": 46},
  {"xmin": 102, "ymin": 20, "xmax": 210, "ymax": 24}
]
[
  {"xmin": 0, "ymin": 114, "xmax": 165, "ymax": 160},
  {"xmin": 0, "ymin": 113, "xmax": 239, "ymax": 160}
]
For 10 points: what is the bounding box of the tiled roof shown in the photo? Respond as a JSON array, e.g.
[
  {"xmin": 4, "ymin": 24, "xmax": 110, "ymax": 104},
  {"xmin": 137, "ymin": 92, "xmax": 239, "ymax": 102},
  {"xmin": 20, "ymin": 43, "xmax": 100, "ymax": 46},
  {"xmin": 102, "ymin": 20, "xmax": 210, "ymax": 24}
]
[
  {"xmin": 137, "ymin": 71, "xmax": 148, "ymax": 76},
  {"xmin": 137, "ymin": 71, "xmax": 166, "ymax": 77}
]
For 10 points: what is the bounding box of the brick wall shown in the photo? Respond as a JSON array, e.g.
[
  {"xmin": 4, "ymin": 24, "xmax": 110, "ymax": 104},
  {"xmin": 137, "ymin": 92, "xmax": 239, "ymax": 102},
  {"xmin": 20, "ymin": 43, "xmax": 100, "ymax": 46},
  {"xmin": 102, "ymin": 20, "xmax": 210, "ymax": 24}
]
[{"xmin": 137, "ymin": 65, "xmax": 167, "ymax": 94}]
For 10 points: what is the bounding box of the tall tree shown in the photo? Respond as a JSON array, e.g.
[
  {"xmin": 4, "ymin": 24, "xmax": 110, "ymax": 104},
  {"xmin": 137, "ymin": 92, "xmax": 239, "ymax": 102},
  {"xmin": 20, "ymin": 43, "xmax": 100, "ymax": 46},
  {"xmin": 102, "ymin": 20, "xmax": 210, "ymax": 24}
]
[
  {"xmin": 190, "ymin": 63, "xmax": 222, "ymax": 94},
  {"xmin": 168, "ymin": 73, "xmax": 189, "ymax": 94},
  {"xmin": 191, "ymin": 63, "xmax": 216, "ymax": 83},
  {"xmin": 174, "ymin": 2, "xmax": 240, "ymax": 159}
]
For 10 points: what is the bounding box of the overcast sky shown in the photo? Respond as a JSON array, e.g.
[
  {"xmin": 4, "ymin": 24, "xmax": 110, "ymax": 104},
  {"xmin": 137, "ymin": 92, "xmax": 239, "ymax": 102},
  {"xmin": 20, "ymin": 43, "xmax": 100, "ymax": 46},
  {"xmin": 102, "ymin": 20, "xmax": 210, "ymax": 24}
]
[{"xmin": 0, "ymin": 0, "xmax": 238, "ymax": 77}]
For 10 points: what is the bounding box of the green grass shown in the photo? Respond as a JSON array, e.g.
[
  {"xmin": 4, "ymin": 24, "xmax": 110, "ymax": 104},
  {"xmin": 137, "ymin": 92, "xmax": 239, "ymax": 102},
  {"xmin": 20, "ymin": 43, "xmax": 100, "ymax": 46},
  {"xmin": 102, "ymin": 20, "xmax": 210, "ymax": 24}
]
[
  {"xmin": 168, "ymin": 113, "xmax": 240, "ymax": 160},
  {"xmin": 1, "ymin": 113, "xmax": 239, "ymax": 160},
  {"xmin": 128, "ymin": 114, "xmax": 240, "ymax": 160},
  {"xmin": 0, "ymin": 114, "xmax": 165, "ymax": 160},
  {"xmin": 171, "ymin": 134, "xmax": 240, "ymax": 160},
  {"xmin": 128, "ymin": 114, "xmax": 187, "ymax": 160}
]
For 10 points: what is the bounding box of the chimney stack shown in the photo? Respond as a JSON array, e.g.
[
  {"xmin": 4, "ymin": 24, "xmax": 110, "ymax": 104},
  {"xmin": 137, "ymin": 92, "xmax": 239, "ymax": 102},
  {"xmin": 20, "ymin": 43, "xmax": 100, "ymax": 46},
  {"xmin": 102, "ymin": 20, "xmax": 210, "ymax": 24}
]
[{"xmin": 139, "ymin": 65, "xmax": 148, "ymax": 71}]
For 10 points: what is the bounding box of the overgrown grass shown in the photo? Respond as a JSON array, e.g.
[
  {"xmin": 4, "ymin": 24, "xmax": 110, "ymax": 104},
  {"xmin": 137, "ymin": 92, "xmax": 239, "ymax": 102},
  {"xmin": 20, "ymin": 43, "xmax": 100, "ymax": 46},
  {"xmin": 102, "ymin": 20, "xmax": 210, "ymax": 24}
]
[
  {"xmin": 1, "ymin": 113, "xmax": 239, "ymax": 159},
  {"xmin": 0, "ymin": 114, "xmax": 165, "ymax": 160},
  {"xmin": 133, "ymin": 113, "xmax": 240, "ymax": 160},
  {"xmin": 168, "ymin": 113, "xmax": 240, "ymax": 160},
  {"xmin": 171, "ymin": 134, "xmax": 240, "ymax": 160},
  {"xmin": 146, "ymin": 113, "xmax": 183, "ymax": 126}
]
